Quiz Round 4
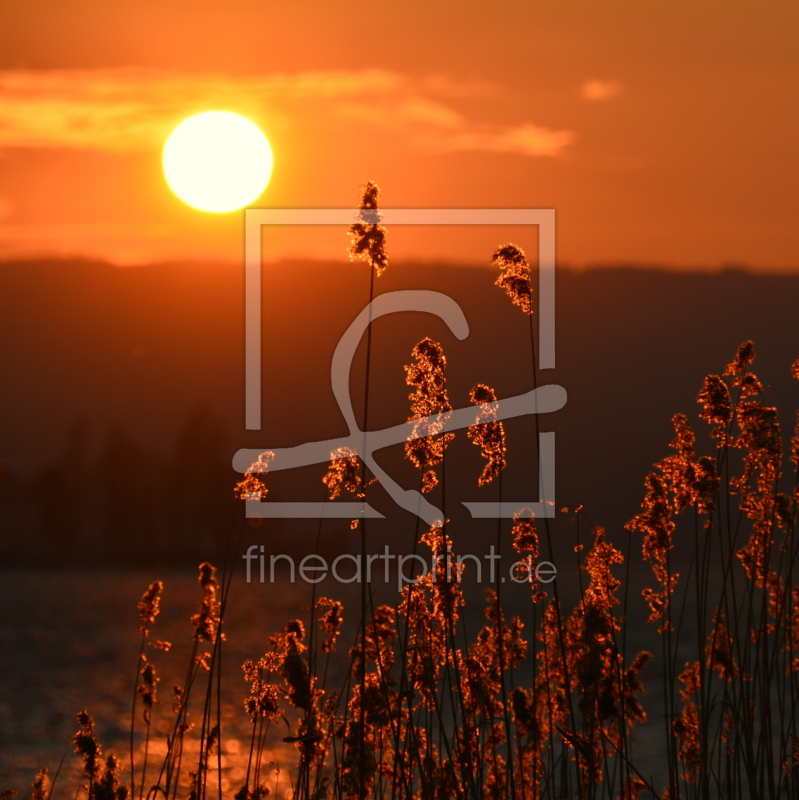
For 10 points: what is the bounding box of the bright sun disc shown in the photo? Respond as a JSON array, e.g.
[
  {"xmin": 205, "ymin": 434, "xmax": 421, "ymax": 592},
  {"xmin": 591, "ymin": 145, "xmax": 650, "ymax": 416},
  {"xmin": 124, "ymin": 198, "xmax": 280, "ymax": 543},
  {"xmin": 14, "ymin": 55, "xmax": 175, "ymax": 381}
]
[{"xmin": 163, "ymin": 111, "xmax": 273, "ymax": 213}]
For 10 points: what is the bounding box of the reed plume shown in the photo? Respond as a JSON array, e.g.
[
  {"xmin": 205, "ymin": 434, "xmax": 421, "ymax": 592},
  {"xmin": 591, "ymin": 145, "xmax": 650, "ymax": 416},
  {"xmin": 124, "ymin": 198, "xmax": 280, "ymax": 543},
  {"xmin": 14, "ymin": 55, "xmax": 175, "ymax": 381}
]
[
  {"xmin": 73, "ymin": 711, "xmax": 102, "ymax": 799},
  {"xmin": 243, "ymin": 674, "xmax": 282, "ymax": 723},
  {"xmin": 137, "ymin": 658, "xmax": 159, "ymax": 724},
  {"xmin": 467, "ymin": 384, "xmax": 507, "ymax": 487},
  {"xmin": 492, "ymin": 244, "xmax": 532, "ymax": 315},
  {"xmin": 672, "ymin": 662, "xmax": 702, "ymax": 782},
  {"xmin": 191, "ymin": 562, "xmax": 223, "ymax": 644},
  {"xmin": 94, "ymin": 757, "xmax": 127, "ymax": 800},
  {"xmin": 315, "ymin": 597, "xmax": 344, "ymax": 653},
  {"xmin": 234, "ymin": 452, "xmax": 274, "ymax": 501},
  {"xmin": 511, "ymin": 510, "xmax": 544, "ymax": 597},
  {"xmin": 322, "ymin": 447, "xmax": 362, "ymax": 500},
  {"xmin": 348, "ymin": 181, "xmax": 388, "ymax": 277},
  {"xmin": 137, "ymin": 581, "xmax": 163, "ymax": 637},
  {"xmin": 404, "ymin": 338, "xmax": 454, "ymax": 493},
  {"xmin": 29, "ymin": 770, "xmax": 49, "ymax": 800}
]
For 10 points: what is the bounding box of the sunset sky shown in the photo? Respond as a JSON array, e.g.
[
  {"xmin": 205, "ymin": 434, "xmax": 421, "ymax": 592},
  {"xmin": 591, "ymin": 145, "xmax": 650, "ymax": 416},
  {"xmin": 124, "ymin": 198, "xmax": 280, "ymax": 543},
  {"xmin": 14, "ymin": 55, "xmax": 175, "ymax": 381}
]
[{"xmin": 0, "ymin": 1, "xmax": 797, "ymax": 268}]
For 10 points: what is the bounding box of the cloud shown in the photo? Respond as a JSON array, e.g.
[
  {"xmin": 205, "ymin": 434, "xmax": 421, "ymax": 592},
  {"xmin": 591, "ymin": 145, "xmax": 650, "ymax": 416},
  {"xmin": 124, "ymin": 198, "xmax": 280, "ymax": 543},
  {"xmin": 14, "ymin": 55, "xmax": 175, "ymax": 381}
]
[
  {"xmin": 582, "ymin": 79, "xmax": 623, "ymax": 101},
  {"xmin": 440, "ymin": 124, "xmax": 575, "ymax": 158},
  {"xmin": 336, "ymin": 92, "xmax": 574, "ymax": 157},
  {"xmin": 0, "ymin": 67, "xmax": 573, "ymax": 158}
]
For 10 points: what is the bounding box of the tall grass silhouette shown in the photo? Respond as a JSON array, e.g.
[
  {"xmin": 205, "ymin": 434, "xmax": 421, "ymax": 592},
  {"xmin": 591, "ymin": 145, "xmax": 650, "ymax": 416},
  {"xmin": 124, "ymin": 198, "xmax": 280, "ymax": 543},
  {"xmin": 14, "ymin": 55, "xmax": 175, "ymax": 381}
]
[{"xmin": 7, "ymin": 185, "xmax": 799, "ymax": 800}]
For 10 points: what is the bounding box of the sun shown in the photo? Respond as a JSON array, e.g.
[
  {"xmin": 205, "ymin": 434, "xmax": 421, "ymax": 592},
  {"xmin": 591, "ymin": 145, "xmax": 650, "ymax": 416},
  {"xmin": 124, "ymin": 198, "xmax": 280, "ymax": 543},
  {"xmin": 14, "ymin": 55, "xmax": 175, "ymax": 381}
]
[{"xmin": 163, "ymin": 111, "xmax": 273, "ymax": 213}]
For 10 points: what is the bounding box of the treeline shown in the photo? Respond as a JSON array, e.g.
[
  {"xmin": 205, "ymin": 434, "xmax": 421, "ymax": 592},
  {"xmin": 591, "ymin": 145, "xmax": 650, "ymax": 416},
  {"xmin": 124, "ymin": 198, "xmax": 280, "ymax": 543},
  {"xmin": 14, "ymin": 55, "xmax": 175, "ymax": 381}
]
[{"xmin": 0, "ymin": 406, "xmax": 237, "ymax": 567}]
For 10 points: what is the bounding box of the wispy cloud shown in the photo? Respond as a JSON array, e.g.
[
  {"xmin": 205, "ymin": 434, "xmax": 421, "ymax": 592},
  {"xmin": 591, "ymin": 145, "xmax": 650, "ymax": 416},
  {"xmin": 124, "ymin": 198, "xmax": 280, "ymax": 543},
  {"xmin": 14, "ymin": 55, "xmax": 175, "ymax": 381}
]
[
  {"xmin": 0, "ymin": 68, "xmax": 573, "ymax": 158},
  {"xmin": 582, "ymin": 79, "xmax": 623, "ymax": 101},
  {"xmin": 440, "ymin": 124, "xmax": 575, "ymax": 158}
]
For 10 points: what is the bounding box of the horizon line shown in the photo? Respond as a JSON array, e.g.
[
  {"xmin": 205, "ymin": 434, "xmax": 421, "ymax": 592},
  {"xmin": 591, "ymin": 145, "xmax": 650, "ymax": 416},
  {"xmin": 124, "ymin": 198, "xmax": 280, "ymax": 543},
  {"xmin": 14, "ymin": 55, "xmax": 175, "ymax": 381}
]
[{"xmin": 0, "ymin": 253, "xmax": 793, "ymax": 276}]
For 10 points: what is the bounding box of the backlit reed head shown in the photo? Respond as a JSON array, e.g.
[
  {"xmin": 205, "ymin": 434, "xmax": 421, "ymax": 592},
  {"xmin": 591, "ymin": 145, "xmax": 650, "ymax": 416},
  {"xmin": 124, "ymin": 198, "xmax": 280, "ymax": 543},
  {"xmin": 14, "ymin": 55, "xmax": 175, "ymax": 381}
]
[
  {"xmin": 137, "ymin": 580, "xmax": 163, "ymax": 636},
  {"xmin": 322, "ymin": 447, "xmax": 361, "ymax": 499},
  {"xmin": 316, "ymin": 596, "xmax": 344, "ymax": 653},
  {"xmin": 348, "ymin": 180, "xmax": 388, "ymax": 277},
  {"xmin": 467, "ymin": 384, "xmax": 507, "ymax": 486},
  {"xmin": 190, "ymin": 562, "xmax": 222, "ymax": 643},
  {"xmin": 234, "ymin": 451, "xmax": 274, "ymax": 501},
  {"xmin": 404, "ymin": 337, "xmax": 454, "ymax": 491},
  {"xmin": 493, "ymin": 243, "xmax": 533, "ymax": 315}
]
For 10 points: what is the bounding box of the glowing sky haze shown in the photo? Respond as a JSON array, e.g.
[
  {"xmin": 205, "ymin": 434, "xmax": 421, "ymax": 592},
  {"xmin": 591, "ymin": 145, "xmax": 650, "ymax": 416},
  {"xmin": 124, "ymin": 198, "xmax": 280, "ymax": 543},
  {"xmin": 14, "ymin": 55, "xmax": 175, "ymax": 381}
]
[{"xmin": 0, "ymin": 1, "xmax": 796, "ymax": 268}]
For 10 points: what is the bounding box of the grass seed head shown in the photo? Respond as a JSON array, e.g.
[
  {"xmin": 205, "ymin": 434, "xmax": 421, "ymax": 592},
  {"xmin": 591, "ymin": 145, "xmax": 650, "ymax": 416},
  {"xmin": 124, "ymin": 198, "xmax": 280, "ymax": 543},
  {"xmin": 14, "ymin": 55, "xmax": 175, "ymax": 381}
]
[
  {"xmin": 724, "ymin": 340, "xmax": 756, "ymax": 376},
  {"xmin": 467, "ymin": 384, "xmax": 507, "ymax": 486},
  {"xmin": 493, "ymin": 243, "xmax": 533, "ymax": 315},
  {"xmin": 404, "ymin": 338, "xmax": 454, "ymax": 490},
  {"xmin": 234, "ymin": 451, "xmax": 273, "ymax": 501},
  {"xmin": 322, "ymin": 447, "xmax": 361, "ymax": 499},
  {"xmin": 137, "ymin": 581, "xmax": 163, "ymax": 637},
  {"xmin": 30, "ymin": 770, "xmax": 50, "ymax": 800},
  {"xmin": 190, "ymin": 562, "xmax": 222, "ymax": 643},
  {"xmin": 348, "ymin": 180, "xmax": 388, "ymax": 277}
]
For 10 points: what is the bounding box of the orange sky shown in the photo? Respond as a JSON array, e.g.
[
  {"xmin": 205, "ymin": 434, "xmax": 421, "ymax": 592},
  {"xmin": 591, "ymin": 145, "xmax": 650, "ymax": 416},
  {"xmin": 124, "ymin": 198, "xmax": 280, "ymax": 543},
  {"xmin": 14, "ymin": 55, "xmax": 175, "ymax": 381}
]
[{"xmin": 0, "ymin": 0, "xmax": 796, "ymax": 268}]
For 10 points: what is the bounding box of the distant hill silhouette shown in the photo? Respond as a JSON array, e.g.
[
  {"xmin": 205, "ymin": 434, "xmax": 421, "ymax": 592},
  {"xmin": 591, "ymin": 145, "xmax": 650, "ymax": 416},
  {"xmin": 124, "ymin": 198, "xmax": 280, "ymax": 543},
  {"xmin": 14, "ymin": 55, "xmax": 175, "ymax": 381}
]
[{"xmin": 1, "ymin": 257, "xmax": 798, "ymax": 567}]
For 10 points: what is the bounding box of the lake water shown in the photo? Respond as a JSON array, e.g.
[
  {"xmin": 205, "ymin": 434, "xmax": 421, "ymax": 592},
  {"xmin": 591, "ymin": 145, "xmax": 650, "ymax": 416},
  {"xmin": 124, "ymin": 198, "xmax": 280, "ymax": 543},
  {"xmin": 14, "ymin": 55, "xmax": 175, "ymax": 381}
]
[
  {"xmin": 0, "ymin": 569, "xmax": 331, "ymax": 799},
  {"xmin": 1, "ymin": 567, "xmax": 674, "ymax": 798}
]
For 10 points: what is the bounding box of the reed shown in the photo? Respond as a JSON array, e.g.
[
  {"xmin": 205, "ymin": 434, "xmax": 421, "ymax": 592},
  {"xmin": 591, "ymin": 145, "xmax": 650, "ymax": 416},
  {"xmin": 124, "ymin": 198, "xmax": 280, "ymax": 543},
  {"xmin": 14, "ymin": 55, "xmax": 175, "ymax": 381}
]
[{"xmin": 9, "ymin": 189, "xmax": 799, "ymax": 800}]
